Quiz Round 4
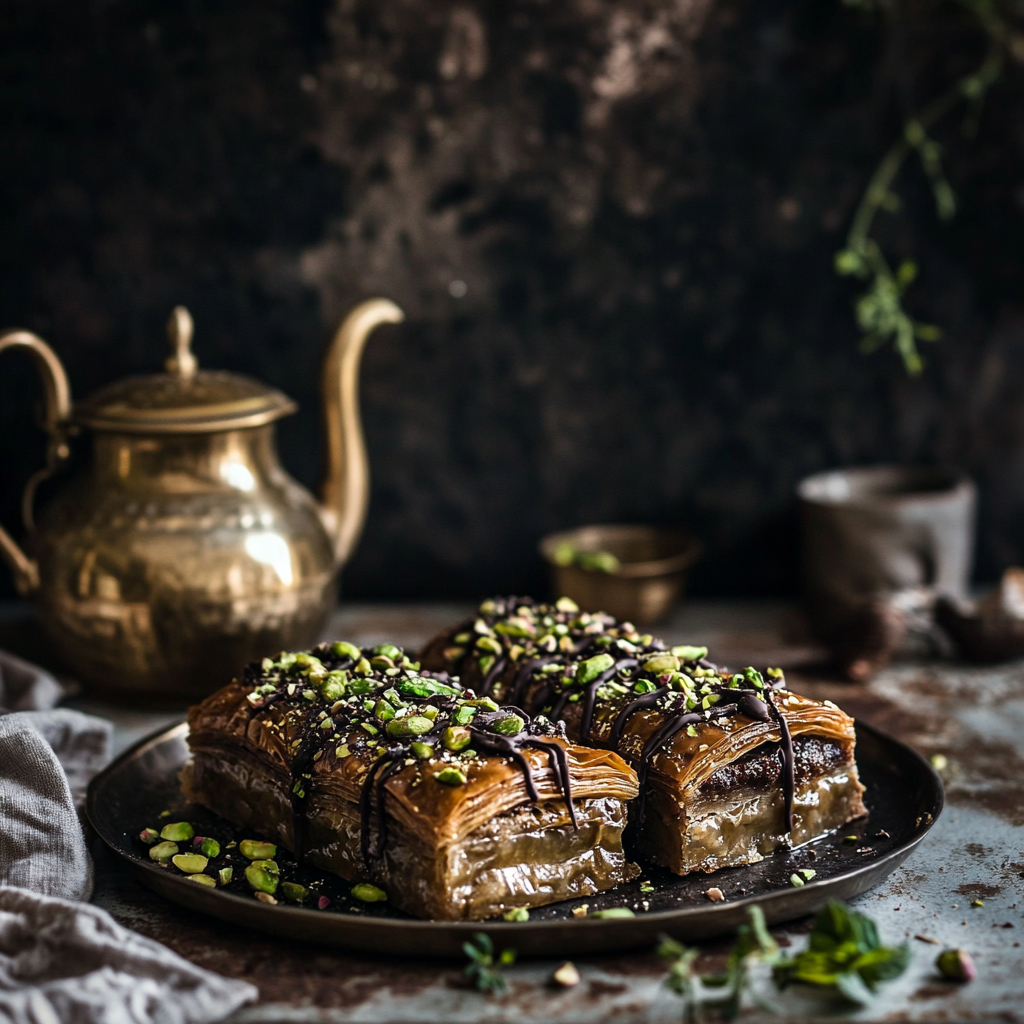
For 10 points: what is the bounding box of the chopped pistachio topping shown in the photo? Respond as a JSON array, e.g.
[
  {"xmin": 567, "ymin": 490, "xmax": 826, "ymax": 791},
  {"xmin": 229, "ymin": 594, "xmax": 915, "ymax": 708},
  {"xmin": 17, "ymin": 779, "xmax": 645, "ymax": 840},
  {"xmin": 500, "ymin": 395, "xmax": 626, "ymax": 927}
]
[
  {"xmin": 492, "ymin": 714, "xmax": 525, "ymax": 736},
  {"xmin": 218, "ymin": 867, "xmax": 234, "ymax": 885},
  {"xmin": 186, "ymin": 873, "xmax": 217, "ymax": 887},
  {"xmin": 577, "ymin": 653, "xmax": 615, "ymax": 685},
  {"xmin": 138, "ymin": 828, "xmax": 160, "ymax": 844},
  {"xmin": 502, "ymin": 906, "xmax": 530, "ymax": 922},
  {"xmin": 434, "ymin": 766, "xmax": 468, "ymax": 786}
]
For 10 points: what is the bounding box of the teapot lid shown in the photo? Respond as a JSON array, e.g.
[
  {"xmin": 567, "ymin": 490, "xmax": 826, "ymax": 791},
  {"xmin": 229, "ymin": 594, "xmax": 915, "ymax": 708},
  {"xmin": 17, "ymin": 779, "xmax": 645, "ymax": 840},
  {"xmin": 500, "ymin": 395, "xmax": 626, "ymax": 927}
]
[{"xmin": 73, "ymin": 307, "xmax": 297, "ymax": 434}]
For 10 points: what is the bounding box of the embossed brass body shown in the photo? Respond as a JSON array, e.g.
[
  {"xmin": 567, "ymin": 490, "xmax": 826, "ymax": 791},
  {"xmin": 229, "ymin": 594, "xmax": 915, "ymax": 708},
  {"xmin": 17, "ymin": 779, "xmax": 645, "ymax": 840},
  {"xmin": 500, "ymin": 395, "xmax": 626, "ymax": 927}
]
[{"xmin": 0, "ymin": 300, "xmax": 403, "ymax": 702}]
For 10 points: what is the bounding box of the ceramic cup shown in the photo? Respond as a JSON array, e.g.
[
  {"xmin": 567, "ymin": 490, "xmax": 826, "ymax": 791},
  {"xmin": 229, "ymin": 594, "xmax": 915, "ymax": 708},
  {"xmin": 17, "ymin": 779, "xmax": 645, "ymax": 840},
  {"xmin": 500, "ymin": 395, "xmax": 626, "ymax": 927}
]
[{"xmin": 797, "ymin": 465, "xmax": 976, "ymax": 679}]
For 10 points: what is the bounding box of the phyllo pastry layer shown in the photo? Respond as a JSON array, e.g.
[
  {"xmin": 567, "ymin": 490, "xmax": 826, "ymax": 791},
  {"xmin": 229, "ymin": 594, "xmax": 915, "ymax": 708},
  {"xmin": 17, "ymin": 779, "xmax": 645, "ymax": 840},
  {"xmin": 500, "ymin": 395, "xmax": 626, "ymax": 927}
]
[
  {"xmin": 183, "ymin": 641, "xmax": 639, "ymax": 920},
  {"xmin": 420, "ymin": 597, "xmax": 866, "ymax": 875}
]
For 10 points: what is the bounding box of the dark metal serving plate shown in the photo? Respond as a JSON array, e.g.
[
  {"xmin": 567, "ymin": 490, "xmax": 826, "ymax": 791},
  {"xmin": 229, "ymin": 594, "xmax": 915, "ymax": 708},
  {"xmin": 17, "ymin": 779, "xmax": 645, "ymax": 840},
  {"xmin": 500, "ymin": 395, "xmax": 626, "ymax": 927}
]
[{"xmin": 87, "ymin": 721, "xmax": 942, "ymax": 957}]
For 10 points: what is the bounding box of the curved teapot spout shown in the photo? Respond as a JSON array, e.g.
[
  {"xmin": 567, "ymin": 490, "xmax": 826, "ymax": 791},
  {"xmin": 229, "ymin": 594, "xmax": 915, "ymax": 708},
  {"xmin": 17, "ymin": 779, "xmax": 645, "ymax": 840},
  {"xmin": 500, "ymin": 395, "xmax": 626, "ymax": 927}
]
[{"xmin": 320, "ymin": 298, "xmax": 405, "ymax": 567}]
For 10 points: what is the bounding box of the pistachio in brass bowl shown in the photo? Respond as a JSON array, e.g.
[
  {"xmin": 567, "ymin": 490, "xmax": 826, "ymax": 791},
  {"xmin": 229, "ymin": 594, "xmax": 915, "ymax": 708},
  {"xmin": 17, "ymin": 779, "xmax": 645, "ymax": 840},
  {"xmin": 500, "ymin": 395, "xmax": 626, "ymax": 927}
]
[{"xmin": 539, "ymin": 524, "xmax": 701, "ymax": 625}]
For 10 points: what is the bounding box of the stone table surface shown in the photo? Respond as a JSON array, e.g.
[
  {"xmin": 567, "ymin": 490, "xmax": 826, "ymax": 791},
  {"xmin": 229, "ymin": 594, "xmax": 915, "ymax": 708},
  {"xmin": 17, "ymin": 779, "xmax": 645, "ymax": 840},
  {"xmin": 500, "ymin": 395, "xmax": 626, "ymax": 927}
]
[{"xmin": 12, "ymin": 600, "xmax": 1024, "ymax": 1023}]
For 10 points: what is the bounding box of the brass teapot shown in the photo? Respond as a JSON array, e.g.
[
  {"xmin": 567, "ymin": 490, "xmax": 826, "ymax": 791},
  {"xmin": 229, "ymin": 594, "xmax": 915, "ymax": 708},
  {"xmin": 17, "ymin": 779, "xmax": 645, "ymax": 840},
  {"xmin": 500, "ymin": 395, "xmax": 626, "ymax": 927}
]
[{"xmin": 0, "ymin": 299, "xmax": 403, "ymax": 702}]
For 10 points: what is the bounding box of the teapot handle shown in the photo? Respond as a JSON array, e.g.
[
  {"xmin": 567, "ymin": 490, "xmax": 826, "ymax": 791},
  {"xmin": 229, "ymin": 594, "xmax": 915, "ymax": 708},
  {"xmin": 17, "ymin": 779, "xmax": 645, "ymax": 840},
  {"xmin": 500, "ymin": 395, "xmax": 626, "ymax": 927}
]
[
  {"xmin": 320, "ymin": 299, "xmax": 404, "ymax": 566},
  {"xmin": 0, "ymin": 330, "xmax": 72, "ymax": 595}
]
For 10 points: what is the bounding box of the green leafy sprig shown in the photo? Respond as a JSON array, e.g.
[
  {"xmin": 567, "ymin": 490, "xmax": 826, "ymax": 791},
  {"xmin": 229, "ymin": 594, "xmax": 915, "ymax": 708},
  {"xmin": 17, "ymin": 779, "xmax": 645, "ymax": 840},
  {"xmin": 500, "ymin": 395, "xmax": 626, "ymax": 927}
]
[
  {"xmin": 835, "ymin": 0, "xmax": 1010, "ymax": 374},
  {"xmin": 657, "ymin": 906, "xmax": 780, "ymax": 1021},
  {"xmin": 463, "ymin": 932, "xmax": 516, "ymax": 994},
  {"xmin": 659, "ymin": 901, "xmax": 910, "ymax": 1020},
  {"xmin": 773, "ymin": 901, "xmax": 911, "ymax": 1005}
]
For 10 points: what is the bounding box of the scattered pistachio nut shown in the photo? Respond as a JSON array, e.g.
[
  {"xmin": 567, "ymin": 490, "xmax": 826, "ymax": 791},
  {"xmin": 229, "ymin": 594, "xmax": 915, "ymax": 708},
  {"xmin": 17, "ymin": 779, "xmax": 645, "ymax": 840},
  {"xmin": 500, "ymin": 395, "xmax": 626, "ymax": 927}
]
[
  {"xmin": 572, "ymin": 905, "xmax": 589, "ymax": 918},
  {"xmin": 351, "ymin": 883, "xmax": 387, "ymax": 903},
  {"xmin": 281, "ymin": 881, "xmax": 308, "ymax": 903},
  {"xmin": 706, "ymin": 887, "xmax": 725, "ymax": 902},
  {"xmin": 172, "ymin": 854, "xmax": 209, "ymax": 874},
  {"xmin": 148, "ymin": 841, "xmax": 178, "ymax": 864},
  {"xmin": 410, "ymin": 741, "xmax": 433, "ymax": 759},
  {"xmin": 186, "ymin": 874, "xmax": 217, "ymax": 888},
  {"xmin": 799, "ymin": 868, "xmax": 816, "ymax": 880},
  {"xmin": 159, "ymin": 822, "xmax": 194, "ymax": 842},
  {"xmin": 789, "ymin": 873, "xmax": 805, "ymax": 887},
  {"xmin": 936, "ymin": 948, "xmax": 976, "ymax": 982},
  {"xmin": 254, "ymin": 891, "xmax": 278, "ymax": 905},
  {"xmin": 218, "ymin": 867, "xmax": 234, "ymax": 886},
  {"xmin": 239, "ymin": 839, "xmax": 278, "ymax": 860},
  {"xmin": 434, "ymin": 766, "xmax": 468, "ymax": 786},
  {"xmin": 245, "ymin": 859, "xmax": 280, "ymax": 895},
  {"xmin": 317, "ymin": 895, "xmax": 331, "ymax": 910},
  {"xmin": 552, "ymin": 961, "xmax": 580, "ymax": 988},
  {"xmin": 138, "ymin": 828, "xmax": 160, "ymax": 844},
  {"xmin": 200, "ymin": 837, "xmax": 220, "ymax": 859},
  {"xmin": 502, "ymin": 906, "xmax": 530, "ymax": 922},
  {"xmin": 590, "ymin": 908, "xmax": 635, "ymax": 919}
]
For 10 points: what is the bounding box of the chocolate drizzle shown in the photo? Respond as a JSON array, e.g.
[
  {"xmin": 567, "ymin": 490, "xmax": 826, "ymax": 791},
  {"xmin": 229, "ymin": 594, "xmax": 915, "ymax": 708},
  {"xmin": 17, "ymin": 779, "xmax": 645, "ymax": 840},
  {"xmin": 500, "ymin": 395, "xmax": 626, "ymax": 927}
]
[
  {"xmin": 434, "ymin": 599, "xmax": 801, "ymax": 837},
  {"xmin": 764, "ymin": 690, "xmax": 795, "ymax": 832},
  {"xmin": 479, "ymin": 655, "xmax": 508, "ymax": 697},
  {"xmin": 608, "ymin": 686, "xmax": 670, "ymax": 747},
  {"xmin": 578, "ymin": 657, "xmax": 638, "ymax": 744},
  {"xmin": 240, "ymin": 642, "xmax": 580, "ymax": 873},
  {"xmin": 626, "ymin": 683, "xmax": 794, "ymax": 832}
]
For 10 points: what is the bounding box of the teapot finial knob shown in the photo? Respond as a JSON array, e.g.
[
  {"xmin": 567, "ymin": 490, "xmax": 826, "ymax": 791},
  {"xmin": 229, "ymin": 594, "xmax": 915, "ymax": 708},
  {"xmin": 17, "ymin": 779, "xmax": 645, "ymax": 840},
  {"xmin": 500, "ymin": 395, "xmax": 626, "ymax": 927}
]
[{"xmin": 165, "ymin": 306, "xmax": 198, "ymax": 378}]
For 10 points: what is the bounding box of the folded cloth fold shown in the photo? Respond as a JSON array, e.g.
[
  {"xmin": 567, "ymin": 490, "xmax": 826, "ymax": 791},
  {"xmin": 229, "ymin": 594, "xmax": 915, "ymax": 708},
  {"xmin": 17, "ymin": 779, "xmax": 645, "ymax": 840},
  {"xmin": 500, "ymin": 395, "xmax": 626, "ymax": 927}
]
[
  {"xmin": 0, "ymin": 649, "xmax": 64, "ymax": 713},
  {"xmin": 0, "ymin": 886, "xmax": 258, "ymax": 1024},
  {"xmin": 0, "ymin": 650, "xmax": 258, "ymax": 1023}
]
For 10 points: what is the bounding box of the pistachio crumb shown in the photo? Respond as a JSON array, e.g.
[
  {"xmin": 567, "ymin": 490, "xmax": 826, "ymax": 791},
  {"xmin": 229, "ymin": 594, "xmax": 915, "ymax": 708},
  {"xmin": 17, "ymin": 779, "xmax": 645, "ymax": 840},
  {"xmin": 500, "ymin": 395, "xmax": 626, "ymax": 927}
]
[
  {"xmin": 706, "ymin": 887, "xmax": 725, "ymax": 902},
  {"xmin": 552, "ymin": 961, "xmax": 580, "ymax": 988}
]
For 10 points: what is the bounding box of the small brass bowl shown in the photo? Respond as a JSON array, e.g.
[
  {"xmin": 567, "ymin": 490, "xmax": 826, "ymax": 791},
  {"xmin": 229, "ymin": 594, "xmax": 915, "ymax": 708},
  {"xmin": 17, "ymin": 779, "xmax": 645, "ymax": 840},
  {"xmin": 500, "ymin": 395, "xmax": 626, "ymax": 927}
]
[{"xmin": 539, "ymin": 524, "xmax": 701, "ymax": 624}]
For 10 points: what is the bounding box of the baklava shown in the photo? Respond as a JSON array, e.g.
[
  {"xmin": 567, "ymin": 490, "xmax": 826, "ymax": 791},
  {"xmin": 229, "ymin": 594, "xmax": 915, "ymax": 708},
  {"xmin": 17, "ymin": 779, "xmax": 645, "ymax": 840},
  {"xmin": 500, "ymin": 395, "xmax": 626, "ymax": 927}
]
[
  {"xmin": 183, "ymin": 641, "xmax": 640, "ymax": 920},
  {"xmin": 421, "ymin": 597, "xmax": 867, "ymax": 874}
]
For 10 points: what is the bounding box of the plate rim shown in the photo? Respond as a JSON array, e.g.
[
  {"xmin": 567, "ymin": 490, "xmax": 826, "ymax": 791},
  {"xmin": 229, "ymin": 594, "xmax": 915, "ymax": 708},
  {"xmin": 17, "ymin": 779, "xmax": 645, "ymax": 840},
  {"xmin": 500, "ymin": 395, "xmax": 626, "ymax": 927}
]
[{"xmin": 86, "ymin": 718, "xmax": 944, "ymax": 949}]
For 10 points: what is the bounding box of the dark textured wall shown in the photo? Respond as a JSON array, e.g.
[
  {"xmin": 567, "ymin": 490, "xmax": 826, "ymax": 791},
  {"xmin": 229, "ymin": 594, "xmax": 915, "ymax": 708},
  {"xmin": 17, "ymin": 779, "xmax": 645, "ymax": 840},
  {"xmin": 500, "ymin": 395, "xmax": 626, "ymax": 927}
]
[{"xmin": 2, "ymin": 0, "xmax": 1024, "ymax": 601}]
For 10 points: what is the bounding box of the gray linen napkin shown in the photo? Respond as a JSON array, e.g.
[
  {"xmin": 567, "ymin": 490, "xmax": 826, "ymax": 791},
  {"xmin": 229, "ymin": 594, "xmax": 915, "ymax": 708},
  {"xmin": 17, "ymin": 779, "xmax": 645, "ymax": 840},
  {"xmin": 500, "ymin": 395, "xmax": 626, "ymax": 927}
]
[
  {"xmin": 0, "ymin": 885, "xmax": 256, "ymax": 1024},
  {"xmin": 0, "ymin": 649, "xmax": 258, "ymax": 1023},
  {"xmin": 0, "ymin": 650, "xmax": 111, "ymax": 900}
]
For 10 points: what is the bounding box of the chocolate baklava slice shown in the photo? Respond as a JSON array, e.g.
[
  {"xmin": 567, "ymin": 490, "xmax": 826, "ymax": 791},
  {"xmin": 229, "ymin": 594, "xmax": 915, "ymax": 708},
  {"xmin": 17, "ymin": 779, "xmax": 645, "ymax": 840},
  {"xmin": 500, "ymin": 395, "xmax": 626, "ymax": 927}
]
[
  {"xmin": 421, "ymin": 597, "xmax": 866, "ymax": 874},
  {"xmin": 182, "ymin": 642, "xmax": 639, "ymax": 920}
]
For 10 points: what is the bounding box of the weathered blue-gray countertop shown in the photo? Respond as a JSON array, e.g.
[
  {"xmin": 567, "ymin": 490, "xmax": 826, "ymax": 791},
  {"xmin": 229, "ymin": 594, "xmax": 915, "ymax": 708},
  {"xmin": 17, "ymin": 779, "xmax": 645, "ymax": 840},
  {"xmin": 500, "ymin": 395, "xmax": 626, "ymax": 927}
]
[{"xmin": 13, "ymin": 600, "xmax": 1023, "ymax": 1023}]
